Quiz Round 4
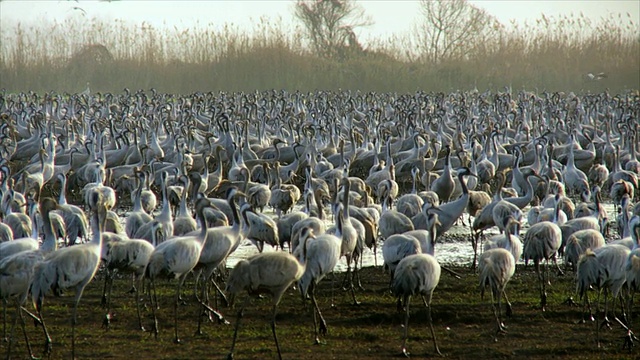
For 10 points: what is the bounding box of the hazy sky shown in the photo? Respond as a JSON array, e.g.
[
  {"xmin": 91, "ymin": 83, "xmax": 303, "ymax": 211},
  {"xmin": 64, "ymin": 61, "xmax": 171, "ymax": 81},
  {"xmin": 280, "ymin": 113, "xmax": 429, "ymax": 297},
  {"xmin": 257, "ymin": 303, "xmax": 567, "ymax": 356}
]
[{"xmin": 1, "ymin": 0, "xmax": 638, "ymax": 44}]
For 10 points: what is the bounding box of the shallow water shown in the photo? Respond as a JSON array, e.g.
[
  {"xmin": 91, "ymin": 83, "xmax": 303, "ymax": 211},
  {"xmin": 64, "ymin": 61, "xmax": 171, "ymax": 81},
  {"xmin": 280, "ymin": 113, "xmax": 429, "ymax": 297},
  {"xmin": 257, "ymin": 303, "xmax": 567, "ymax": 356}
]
[{"xmin": 223, "ymin": 202, "xmax": 619, "ymax": 271}]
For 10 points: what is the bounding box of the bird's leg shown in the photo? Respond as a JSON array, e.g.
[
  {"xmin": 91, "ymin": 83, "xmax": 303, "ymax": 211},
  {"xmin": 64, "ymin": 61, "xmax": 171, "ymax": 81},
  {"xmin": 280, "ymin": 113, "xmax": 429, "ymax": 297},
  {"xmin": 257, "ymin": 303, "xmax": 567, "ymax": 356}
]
[
  {"xmin": 197, "ymin": 300, "xmax": 229, "ymax": 325},
  {"xmin": 271, "ymin": 303, "xmax": 283, "ymax": 360},
  {"xmin": 196, "ymin": 275, "xmax": 208, "ymax": 335},
  {"xmin": 174, "ymin": 278, "xmax": 184, "ymax": 344},
  {"xmin": 212, "ymin": 278, "xmax": 229, "ymax": 308},
  {"xmin": 17, "ymin": 303, "xmax": 36, "ymax": 360},
  {"xmin": 585, "ymin": 291, "xmax": 595, "ymax": 323},
  {"xmin": 490, "ymin": 290, "xmax": 505, "ymax": 337},
  {"xmin": 616, "ymin": 293, "xmax": 627, "ymax": 326},
  {"xmin": 347, "ymin": 258, "xmax": 360, "ymax": 305},
  {"xmin": 35, "ymin": 306, "xmax": 52, "ymax": 356},
  {"xmin": 310, "ymin": 284, "xmax": 327, "ymax": 344},
  {"xmin": 553, "ymin": 256, "xmax": 564, "ymax": 276},
  {"xmin": 503, "ymin": 290, "xmax": 513, "ymax": 318},
  {"xmin": 104, "ymin": 274, "xmax": 115, "ymax": 330},
  {"xmin": 596, "ymin": 289, "xmax": 603, "ymax": 348},
  {"xmin": 354, "ymin": 260, "xmax": 365, "ymax": 291},
  {"xmin": 615, "ymin": 316, "xmax": 638, "ymax": 351},
  {"xmin": 535, "ymin": 261, "xmax": 546, "ymax": 311},
  {"xmin": 496, "ymin": 289, "xmax": 507, "ymax": 333},
  {"xmin": 401, "ymin": 295, "xmax": 411, "ymax": 357},
  {"xmin": 135, "ymin": 277, "xmax": 145, "ymax": 332},
  {"xmin": 5, "ymin": 299, "xmax": 20, "ymax": 360},
  {"xmin": 471, "ymin": 232, "xmax": 478, "ymax": 270},
  {"xmin": 151, "ymin": 278, "xmax": 159, "ymax": 310},
  {"xmin": 101, "ymin": 270, "xmax": 110, "ymax": 307},
  {"xmin": 545, "ymin": 259, "xmax": 552, "ymax": 286},
  {"xmin": 193, "ymin": 270, "xmax": 202, "ymax": 306},
  {"xmin": 601, "ymin": 289, "xmax": 612, "ymax": 330},
  {"xmin": 373, "ymin": 240, "xmax": 378, "ymax": 267},
  {"xmin": 341, "ymin": 261, "xmax": 351, "ymax": 290},
  {"xmin": 423, "ymin": 294, "xmax": 442, "ymax": 356},
  {"xmin": 312, "ymin": 305, "xmax": 320, "ymax": 345},
  {"xmin": 71, "ymin": 287, "xmax": 86, "ymax": 360},
  {"xmin": 149, "ymin": 280, "xmax": 159, "ymax": 339},
  {"xmin": 227, "ymin": 297, "xmax": 249, "ymax": 360},
  {"xmin": 562, "ymin": 286, "xmax": 579, "ymax": 308},
  {"xmin": 128, "ymin": 273, "xmax": 137, "ymax": 294},
  {"xmin": 330, "ymin": 271, "xmax": 336, "ymax": 309},
  {"xmin": 19, "ymin": 307, "xmax": 41, "ymax": 326},
  {"xmin": 632, "ymin": 291, "xmax": 636, "ymax": 326},
  {"xmin": 442, "ymin": 266, "xmax": 462, "ymax": 279},
  {"xmin": 2, "ymin": 299, "xmax": 7, "ymax": 342},
  {"xmin": 107, "ymin": 273, "xmax": 115, "ymax": 311}
]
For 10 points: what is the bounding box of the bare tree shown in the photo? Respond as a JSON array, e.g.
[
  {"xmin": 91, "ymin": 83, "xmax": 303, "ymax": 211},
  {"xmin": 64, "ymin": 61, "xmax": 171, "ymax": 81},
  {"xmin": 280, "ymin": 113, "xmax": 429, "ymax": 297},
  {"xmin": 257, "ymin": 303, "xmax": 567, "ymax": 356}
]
[
  {"xmin": 294, "ymin": 0, "xmax": 372, "ymax": 59},
  {"xmin": 416, "ymin": 0, "xmax": 502, "ymax": 63}
]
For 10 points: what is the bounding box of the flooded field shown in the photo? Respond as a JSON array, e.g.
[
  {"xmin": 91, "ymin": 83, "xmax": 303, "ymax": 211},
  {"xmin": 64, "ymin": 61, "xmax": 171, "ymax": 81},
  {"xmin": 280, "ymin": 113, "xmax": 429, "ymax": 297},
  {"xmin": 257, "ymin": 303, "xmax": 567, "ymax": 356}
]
[{"xmin": 224, "ymin": 203, "xmax": 620, "ymax": 271}]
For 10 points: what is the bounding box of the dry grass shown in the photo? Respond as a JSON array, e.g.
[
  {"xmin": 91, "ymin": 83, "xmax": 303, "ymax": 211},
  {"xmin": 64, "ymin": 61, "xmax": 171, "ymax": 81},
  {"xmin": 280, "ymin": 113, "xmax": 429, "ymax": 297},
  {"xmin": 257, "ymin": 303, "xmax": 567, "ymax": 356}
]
[{"xmin": 0, "ymin": 13, "xmax": 638, "ymax": 93}]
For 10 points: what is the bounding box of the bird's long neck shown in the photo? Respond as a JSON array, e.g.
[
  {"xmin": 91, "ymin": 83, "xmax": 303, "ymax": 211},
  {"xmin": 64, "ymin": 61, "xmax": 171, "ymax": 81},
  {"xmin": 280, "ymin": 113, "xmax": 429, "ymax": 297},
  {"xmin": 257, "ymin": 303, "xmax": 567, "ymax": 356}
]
[
  {"xmin": 229, "ymin": 195, "xmax": 241, "ymax": 229},
  {"xmin": 30, "ymin": 210, "xmax": 39, "ymax": 240},
  {"xmin": 132, "ymin": 175, "xmax": 145, "ymax": 212},
  {"xmin": 178, "ymin": 178, "xmax": 189, "ymax": 217},
  {"xmin": 458, "ymin": 172, "xmax": 469, "ymax": 196},
  {"xmin": 342, "ymin": 180, "xmax": 351, "ymax": 220},
  {"xmin": 90, "ymin": 207, "xmax": 106, "ymax": 246},
  {"xmin": 196, "ymin": 205, "xmax": 209, "ymax": 244},
  {"xmin": 552, "ymin": 197, "xmax": 561, "ymax": 224},
  {"xmin": 428, "ymin": 220, "xmax": 438, "ymax": 255},
  {"xmin": 40, "ymin": 207, "xmax": 58, "ymax": 253},
  {"xmin": 59, "ymin": 175, "xmax": 68, "ymax": 206},
  {"xmin": 314, "ymin": 190, "xmax": 325, "ymax": 221}
]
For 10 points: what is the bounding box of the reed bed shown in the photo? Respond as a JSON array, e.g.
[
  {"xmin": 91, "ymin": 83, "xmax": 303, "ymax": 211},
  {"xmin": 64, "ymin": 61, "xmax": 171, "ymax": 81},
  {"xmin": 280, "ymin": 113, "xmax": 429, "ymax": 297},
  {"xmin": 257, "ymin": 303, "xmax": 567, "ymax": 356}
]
[{"xmin": 0, "ymin": 13, "xmax": 638, "ymax": 93}]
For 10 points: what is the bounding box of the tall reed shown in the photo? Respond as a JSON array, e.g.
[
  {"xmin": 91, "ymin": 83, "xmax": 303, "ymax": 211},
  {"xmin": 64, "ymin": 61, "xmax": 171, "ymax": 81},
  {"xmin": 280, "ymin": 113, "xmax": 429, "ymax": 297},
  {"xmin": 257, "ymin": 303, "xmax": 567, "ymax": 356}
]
[{"xmin": 0, "ymin": 13, "xmax": 637, "ymax": 93}]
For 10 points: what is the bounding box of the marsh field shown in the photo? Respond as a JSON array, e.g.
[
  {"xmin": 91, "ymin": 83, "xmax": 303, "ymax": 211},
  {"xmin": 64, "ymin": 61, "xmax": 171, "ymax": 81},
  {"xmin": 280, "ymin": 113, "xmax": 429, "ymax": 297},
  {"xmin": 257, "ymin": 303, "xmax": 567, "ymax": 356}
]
[
  {"xmin": 1, "ymin": 4, "xmax": 639, "ymax": 359},
  {"xmin": 2, "ymin": 256, "xmax": 637, "ymax": 360}
]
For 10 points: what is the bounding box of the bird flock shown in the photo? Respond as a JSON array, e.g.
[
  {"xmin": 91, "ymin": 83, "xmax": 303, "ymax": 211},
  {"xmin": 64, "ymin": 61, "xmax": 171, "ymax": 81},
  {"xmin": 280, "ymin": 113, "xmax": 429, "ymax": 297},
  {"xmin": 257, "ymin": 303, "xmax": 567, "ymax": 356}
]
[{"xmin": 0, "ymin": 88, "xmax": 639, "ymax": 358}]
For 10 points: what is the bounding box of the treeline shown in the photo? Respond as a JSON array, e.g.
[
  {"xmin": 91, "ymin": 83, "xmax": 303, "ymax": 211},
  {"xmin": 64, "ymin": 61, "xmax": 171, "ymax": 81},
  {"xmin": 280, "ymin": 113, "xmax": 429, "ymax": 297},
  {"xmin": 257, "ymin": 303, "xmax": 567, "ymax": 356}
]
[{"xmin": 0, "ymin": 12, "xmax": 638, "ymax": 93}]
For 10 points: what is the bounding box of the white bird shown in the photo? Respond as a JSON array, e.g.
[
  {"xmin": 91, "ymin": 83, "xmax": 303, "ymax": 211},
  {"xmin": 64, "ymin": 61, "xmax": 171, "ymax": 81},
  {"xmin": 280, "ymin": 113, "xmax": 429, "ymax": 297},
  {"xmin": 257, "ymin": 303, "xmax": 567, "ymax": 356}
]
[
  {"xmin": 0, "ymin": 199, "xmax": 40, "ymax": 261},
  {"xmin": 523, "ymin": 219, "xmax": 562, "ymax": 311},
  {"xmin": 226, "ymin": 251, "xmax": 304, "ymax": 360},
  {"xmin": 430, "ymin": 144, "xmax": 455, "ymax": 203},
  {"xmin": 334, "ymin": 202, "xmax": 360, "ymax": 305},
  {"xmin": 144, "ymin": 196, "xmax": 214, "ymax": 343},
  {"xmin": 193, "ymin": 187, "xmax": 245, "ymax": 334},
  {"xmin": 2, "ymin": 190, "xmax": 33, "ymax": 239},
  {"xmin": 0, "ymin": 197, "xmax": 58, "ymax": 358},
  {"xmin": 484, "ymin": 216, "xmax": 523, "ymax": 263},
  {"xmin": 30, "ymin": 191, "xmax": 108, "ymax": 358},
  {"xmin": 563, "ymin": 229, "xmax": 605, "ymax": 271},
  {"xmin": 391, "ymin": 253, "xmax": 442, "ymax": 357},
  {"xmin": 0, "ymin": 250, "xmax": 43, "ymax": 359},
  {"xmin": 576, "ymin": 244, "xmax": 631, "ymax": 346},
  {"xmin": 624, "ymin": 217, "xmax": 640, "ymax": 326},
  {"xmin": 55, "ymin": 173, "xmax": 89, "ymax": 246},
  {"xmin": 101, "ymin": 221, "xmax": 160, "ymax": 330},
  {"xmin": 383, "ymin": 234, "xmax": 422, "ymax": 285},
  {"xmin": 242, "ymin": 203, "xmax": 279, "ymax": 252},
  {"xmin": 124, "ymin": 171, "xmax": 153, "ymax": 238},
  {"xmin": 171, "ymin": 175, "xmax": 197, "ymax": 236},
  {"xmin": 478, "ymin": 247, "xmax": 516, "ymax": 336},
  {"xmin": 586, "ymin": 72, "xmax": 607, "ymax": 80},
  {"xmin": 295, "ymin": 227, "xmax": 340, "ymax": 344}
]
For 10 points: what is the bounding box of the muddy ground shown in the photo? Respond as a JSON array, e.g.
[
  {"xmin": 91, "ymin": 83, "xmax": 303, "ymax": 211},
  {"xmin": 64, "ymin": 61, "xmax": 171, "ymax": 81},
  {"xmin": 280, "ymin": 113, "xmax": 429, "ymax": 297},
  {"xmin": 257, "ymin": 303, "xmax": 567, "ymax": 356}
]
[{"xmin": 2, "ymin": 260, "xmax": 638, "ymax": 360}]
